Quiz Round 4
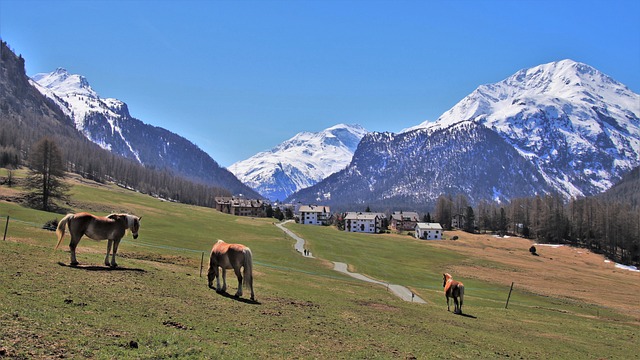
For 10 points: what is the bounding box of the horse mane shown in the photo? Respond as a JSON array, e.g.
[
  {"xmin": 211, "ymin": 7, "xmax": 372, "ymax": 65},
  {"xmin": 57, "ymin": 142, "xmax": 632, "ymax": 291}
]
[{"xmin": 107, "ymin": 213, "xmax": 138, "ymax": 228}]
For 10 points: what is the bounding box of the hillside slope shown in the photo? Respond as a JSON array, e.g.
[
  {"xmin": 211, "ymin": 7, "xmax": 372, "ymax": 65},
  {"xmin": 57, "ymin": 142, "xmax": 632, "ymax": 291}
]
[{"xmin": 31, "ymin": 68, "xmax": 259, "ymax": 197}]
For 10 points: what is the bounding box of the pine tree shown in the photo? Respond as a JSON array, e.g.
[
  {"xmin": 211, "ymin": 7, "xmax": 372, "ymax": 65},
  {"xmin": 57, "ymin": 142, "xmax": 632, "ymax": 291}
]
[{"xmin": 464, "ymin": 206, "xmax": 475, "ymax": 233}]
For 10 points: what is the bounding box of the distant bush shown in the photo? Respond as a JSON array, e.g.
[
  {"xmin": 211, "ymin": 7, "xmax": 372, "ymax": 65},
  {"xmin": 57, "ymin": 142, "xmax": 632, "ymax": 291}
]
[{"xmin": 42, "ymin": 219, "xmax": 58, "ymax": 231}]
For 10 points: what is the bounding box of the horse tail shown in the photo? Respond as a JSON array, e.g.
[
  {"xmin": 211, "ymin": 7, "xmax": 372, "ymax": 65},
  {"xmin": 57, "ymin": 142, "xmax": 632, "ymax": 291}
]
[
  {"xmin": 459, "ymin": 284, "xmax": 465, "ymax": 309},
  {"xmin": 55, "ymin": 214, "xmax": 74, "ymax": 250},
  {"xmin": 243, "ymin": 248, "xmax": 253, "ymax": 291}
]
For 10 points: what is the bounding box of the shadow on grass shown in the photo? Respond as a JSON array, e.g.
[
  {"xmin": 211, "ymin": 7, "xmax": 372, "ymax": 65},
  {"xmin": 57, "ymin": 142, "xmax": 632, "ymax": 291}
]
[
  {"xmin": 212, "ymin": 289, "xmax": 261, "ymax": 305},
  {"xmin": 457, "ymin": 312, "xmax": 478, "ymax": 319},
  {"xmin": 57, "ymin": 261, "xmax": 146, "ymax": 273}
]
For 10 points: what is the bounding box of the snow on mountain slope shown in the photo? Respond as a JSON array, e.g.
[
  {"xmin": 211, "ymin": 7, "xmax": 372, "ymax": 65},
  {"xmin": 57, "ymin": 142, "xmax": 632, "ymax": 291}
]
[
  {"xmin": 30, "ymin": 68, "xmax": 260, "ymax": 197},
  {"xmin": 30, "ymin": 68, "xmax": 138, "ymax": 159},
  {"xmin": 416, "ymin": 59, "xmax": 640, "ymax": 197},
  {"xmin": 290, "ymin": 60, "xmax": 640, "ymax": 210},
  {"xmin": 229, "ymin": 124, "xmax": 368, "ymax": 201}
]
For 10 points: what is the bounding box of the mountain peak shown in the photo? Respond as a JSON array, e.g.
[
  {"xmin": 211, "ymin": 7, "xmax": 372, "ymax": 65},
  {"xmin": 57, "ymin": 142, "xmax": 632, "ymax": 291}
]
[
  {"xmin": 406, "ymin": 59, "xmax": 640, "ymax": 199},
  {"xmin": 32, "ymin": 68, "xmax": 96, "ymax": 98},
  {"xmin": 230, "ymin": 124, "xmax": 369, "ymax": 200}
]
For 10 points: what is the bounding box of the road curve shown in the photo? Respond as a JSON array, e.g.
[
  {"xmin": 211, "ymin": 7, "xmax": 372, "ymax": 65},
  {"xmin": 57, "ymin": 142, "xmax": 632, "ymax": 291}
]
[{"xmin": 275, "ymin": 221, "xmax": 426, "ymax": 303}]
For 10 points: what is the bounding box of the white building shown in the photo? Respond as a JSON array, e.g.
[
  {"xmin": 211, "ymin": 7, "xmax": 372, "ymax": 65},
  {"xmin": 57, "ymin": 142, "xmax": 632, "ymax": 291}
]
[
  {"xmin": 415, "ymin": 222, "xmax": 443, "ymax": 240},
  {"xmin": 298, "ymin": 205, "xmax": 331, "ymax": 225},
  {"xmin": 344, "ymin": 212, "xmax": 385, "ymax": 233}
]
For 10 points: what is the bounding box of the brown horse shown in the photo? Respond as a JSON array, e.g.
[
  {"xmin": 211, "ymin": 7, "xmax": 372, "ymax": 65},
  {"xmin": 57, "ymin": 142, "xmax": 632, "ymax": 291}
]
[
  {"xmin": 55, "ymin": 212, "xmax": 141, "ymax": 268},
  {"xmin": 443, "ymin": 273, "xmax": 465, "ymax": 314},
  {"xmin": 208, "ymin": 240, "xmax": 255, "ymax": 301}
]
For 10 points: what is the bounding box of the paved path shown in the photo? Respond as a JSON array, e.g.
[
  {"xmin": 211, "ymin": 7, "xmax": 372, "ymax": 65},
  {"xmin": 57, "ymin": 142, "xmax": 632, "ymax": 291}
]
[
  {"xmin": 276, "ymin": 221, "xmax": 314, "ymax": 258},
  {"xmin": 275, "ymin": 221, "xmax": 426, "ymax": 303}
]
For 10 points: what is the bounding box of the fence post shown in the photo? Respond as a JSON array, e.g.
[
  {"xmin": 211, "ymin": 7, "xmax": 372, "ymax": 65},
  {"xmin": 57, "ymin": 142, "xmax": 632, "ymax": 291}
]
[
  {"xmin": 200, "ymin": 252, "xmax": 204, "ymax": 278},
  {"xmin": 505, "ymin": 282, "xmax": 514, "ymax": 309},
  {"xmin": 3, "ymin": 216, "xmax": 8, "ymax": 241}
]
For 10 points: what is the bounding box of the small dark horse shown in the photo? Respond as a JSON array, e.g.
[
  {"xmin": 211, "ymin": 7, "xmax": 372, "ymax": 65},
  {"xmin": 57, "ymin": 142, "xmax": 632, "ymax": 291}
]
[
  {"xmin": 55, "ymin": 212, "xmax": 141, "ymax": 268},
  {"xmin": 443, "ymin": 273, "xmax": 465, "ymax": 314},
  {"xmin": 208, "ymin": 240, "xmax": 255, "ymax": 301}
]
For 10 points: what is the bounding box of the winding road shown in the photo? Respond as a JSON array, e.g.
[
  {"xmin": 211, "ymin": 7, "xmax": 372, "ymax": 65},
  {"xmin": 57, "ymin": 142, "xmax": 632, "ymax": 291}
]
[{"xmin": 275, "ymin": 221, "xmax": 426, "ymax": 303}]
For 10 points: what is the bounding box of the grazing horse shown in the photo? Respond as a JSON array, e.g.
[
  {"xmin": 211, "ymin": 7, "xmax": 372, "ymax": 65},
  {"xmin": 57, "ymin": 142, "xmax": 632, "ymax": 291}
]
[
  {"xmin": 208, "ymin": 239, "xmax": 255, "ymax": 301},
  {"xmin": 443, "ymin": 273, "xmax": 465, "ymax": 314},
  {"xmin": 55, "ymin": 212, "xmax": 141, "ymax": 268}
]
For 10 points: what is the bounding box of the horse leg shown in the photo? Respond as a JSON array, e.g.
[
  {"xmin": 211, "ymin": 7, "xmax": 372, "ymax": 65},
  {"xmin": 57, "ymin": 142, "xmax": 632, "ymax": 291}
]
[
  {"xmin": 446, "ymin": 295, "xmax": 450, "ymax": 312},
  {"xmin": 233, "ymin": 266, "xmax": 243, "ymax": 298},
  {"xmin": 207, "ymin": 265, "xmax": 217, "ymax": 289},
  {"xmin": 105, "ymin": 239, "xmax": 113, "ymax": 267},
  {"xmin": 220, "ymin": 268, "xmax": 227, "ymax": 293},
  {"xmin": 453, "ymin": 296, "xmax": 460, "ymax": 314},
  {"xmin": 69, "ymin": 234, "xmax": 82, "ymax": 266},
  {"xmin": 110, "ymin": 239, "xmax": 121, "ymax": 268}
]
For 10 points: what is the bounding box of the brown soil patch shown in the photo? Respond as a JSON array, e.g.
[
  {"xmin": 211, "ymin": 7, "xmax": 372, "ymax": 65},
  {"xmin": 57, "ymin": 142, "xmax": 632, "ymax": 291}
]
[
  {"xmin": 356, "ymin": 300, "xmax": 399, "ymax": 312},
  {"xmin": 430, "ymin": 231, "xmax": 640, "ymax": 319}
]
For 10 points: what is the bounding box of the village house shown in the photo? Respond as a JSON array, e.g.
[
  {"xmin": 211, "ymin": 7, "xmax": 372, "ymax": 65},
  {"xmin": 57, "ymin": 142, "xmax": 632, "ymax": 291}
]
[
  {"xmin": 298, "ymin": 205, "xmax": 332, "ymax": 225},
  {"xmin": 389, "ymin": 211, "xmax": 420, "ymax": 232},
  {"xmin": 415, "ymin": 222, "xmax": 443, "ymax": 240},
  {"xmin": 215, "ymin": 196, "xmax": 266, "ymax": 217},
  {"xmin": 344, "ymin": 212, "xmax": 385, "ymax": 233}
]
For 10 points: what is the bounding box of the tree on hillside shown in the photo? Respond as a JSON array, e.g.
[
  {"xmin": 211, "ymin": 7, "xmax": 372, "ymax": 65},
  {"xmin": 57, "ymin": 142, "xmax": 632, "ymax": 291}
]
[
  {"xmin": 435, "ymin": 195, "xmax": 453, "ymax": 230},
  {"xmin": 285, "ymin": 207, "xmax": 294, "ymax": 220},
  {"xmin": 497, "ymin": 207, "xmax": 508, "ymax": 236},
  {"xmin": 24, "ymin": 137, "xmax": 69, "ymax": 212},
  {"xmin": 265, "ymin": 204, "xmax": 274, "ymax": 218},
  {"xmin": 423, "ymin": 213, "xmax": 432, "ymax": 223},
  {"xmin": 273, "ymin": 207, "xmax": 284, "ymax": 221},
  {"xmin": 464, "ymin": 206, "xmax": 475, "ymax": 233}
]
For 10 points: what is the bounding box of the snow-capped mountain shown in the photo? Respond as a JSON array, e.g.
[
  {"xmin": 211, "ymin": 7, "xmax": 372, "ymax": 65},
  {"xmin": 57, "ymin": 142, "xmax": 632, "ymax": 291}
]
[
  {"xmin": 288, "ymin": 60, "xmax": 640, "ymax": 210},
  {"xmin": 229, "ymin": 124, "xmax": 368, "ymax": 201},
  {"xmin": 31, "ymin": 68, "xmax": 259, "ymax": 197},
  {"xmin": 418, "ymin": 59, "xmax": 640, "ymax": 198}
]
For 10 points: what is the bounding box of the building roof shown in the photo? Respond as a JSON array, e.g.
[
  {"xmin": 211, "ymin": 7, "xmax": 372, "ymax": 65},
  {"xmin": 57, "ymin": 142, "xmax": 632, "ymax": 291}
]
[
  {"xmin": 215, "ymin": 196, "xmax": 264, "ymax": 208},
  {"xmin": 390, "ymin": 211, "xmax": 420, "ymax": 221},
  {"xmin": 344, "ymin": 212, "xmax": 384, "ymax": 220},
  {"xmin": 415, "ymin": 222, "xmax": 443, "ymax": 230},
  {"xmin": 299, "ymin": 205, "xmax": 330, "ymax": 213}
]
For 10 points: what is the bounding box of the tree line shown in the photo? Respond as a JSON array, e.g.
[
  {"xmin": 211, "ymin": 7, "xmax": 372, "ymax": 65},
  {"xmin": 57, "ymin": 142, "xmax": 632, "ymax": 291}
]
[
  {"xmin": 0, "ymin": 120, "xmax": 231, "ymax": 211},
  {"xmin": 432, "ymin": 193, "xmax": 639, "ymax": 266}
]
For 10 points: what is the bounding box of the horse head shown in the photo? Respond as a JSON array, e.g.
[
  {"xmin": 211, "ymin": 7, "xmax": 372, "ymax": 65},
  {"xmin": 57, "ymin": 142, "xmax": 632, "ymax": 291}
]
[
  {"xmin": 107, "ymin": 214, "xmax": 141, "ymax": 239},
  {"xmin": 129, "ymin": 215, "xmax": 141, "ymax": 239},
  {"xmin": 443, "ymin": 273, "xmax": 451, "ymax": 287}
]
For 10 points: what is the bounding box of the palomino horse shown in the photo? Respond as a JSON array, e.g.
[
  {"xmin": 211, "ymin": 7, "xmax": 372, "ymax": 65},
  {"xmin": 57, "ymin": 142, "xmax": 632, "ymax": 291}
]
[
  {"xmin": 55, "ymin": 212, "xmax": 141, "ymax": 268},
  {"xmin": 208, "ymin": 240, "xmax": 255, "ymax": 301},
  {"xmin": 443, "ymin": 273, "xmax": 465, "ymax": 314}
]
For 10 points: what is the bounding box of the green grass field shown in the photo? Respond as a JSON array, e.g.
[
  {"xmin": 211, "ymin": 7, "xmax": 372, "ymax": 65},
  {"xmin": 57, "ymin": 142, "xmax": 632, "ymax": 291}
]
[{"xmin": 1, "ymin": 171, "xmax": 638, "ymax": 359}]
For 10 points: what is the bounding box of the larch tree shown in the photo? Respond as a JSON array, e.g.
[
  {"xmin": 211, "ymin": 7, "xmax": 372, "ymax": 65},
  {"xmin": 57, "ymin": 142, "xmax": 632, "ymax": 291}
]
[{"xmin": 25, "ymin": 137, "xmax": 69, "ymax": 212}]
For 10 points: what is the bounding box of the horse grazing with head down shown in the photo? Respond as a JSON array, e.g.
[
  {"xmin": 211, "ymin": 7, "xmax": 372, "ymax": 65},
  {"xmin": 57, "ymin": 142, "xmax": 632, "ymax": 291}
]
[
  {"xmin": 208, "ymin": 240, "xmax": 255, "ymax": 301},
  {"xmin": 443, "ymin": 273, "xmax": 465, "ymax": 314},
  {"xmin": 55, "ymin": 212, "xmax": 141, "ymax": 268}
]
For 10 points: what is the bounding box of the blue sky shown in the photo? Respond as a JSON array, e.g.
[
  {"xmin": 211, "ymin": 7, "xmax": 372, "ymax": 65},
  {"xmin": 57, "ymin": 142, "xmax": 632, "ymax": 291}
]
[{"xmin": 1, "ymin": 0, "xmax": 639, "ymax": 167}]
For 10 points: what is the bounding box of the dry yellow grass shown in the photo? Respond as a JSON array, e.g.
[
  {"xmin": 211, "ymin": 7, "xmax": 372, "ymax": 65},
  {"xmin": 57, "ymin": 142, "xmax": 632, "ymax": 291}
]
[{"xmin": 432, "ymin": 230, "xmax": 640, "ymax": 319}]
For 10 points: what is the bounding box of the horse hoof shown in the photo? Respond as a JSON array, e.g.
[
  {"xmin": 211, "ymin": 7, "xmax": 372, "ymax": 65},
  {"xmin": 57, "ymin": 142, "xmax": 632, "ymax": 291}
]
[{"xmin": 70, "ymin": 262, "xmax": 79, "ymax": 267}]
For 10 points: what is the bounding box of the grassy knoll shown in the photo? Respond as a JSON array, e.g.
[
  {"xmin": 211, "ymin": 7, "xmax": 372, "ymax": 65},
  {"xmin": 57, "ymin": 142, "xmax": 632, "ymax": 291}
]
[{"xmin": 1, "ymin": 171, "xmax": 638, "ymax": 359}]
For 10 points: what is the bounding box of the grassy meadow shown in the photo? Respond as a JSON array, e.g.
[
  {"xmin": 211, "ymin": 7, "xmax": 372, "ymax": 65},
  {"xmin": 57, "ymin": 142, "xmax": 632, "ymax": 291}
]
[{"xmin": 0, "ymin": 169, "xmax": 638, "ymax": 359}]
